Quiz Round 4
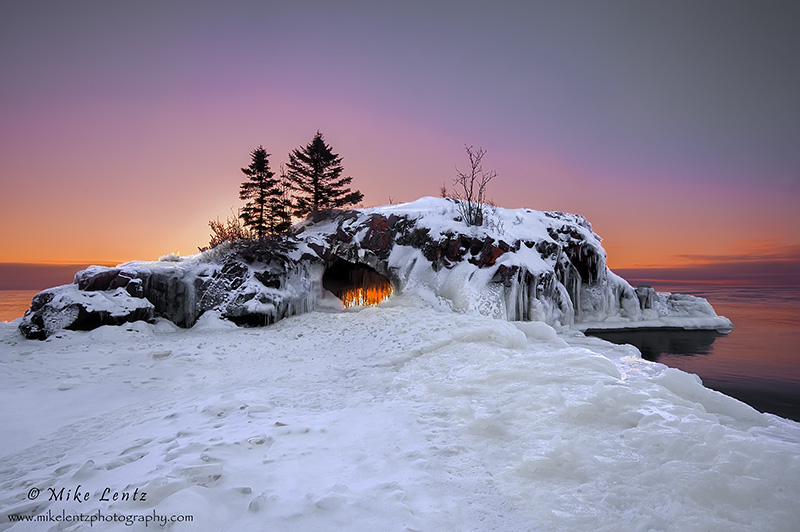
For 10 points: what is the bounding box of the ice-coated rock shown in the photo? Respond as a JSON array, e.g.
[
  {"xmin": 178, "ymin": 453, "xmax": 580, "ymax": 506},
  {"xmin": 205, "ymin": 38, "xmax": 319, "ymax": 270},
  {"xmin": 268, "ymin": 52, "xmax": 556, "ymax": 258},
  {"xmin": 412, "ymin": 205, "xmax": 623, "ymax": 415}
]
[
  {"xmin": 19, "ymin": 285, "xmax": 155, "ymax": 339},
  {"xmin": 18, "ymin": 197, "xmax": 732, "ymax": 338}
]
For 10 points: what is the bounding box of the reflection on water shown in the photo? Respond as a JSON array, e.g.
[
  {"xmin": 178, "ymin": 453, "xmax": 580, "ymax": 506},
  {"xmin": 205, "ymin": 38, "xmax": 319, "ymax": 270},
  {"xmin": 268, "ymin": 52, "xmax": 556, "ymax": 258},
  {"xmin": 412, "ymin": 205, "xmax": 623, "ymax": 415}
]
[{"xmin": 585, "ymin": 328, "xmax": 728, "ymax": 361}]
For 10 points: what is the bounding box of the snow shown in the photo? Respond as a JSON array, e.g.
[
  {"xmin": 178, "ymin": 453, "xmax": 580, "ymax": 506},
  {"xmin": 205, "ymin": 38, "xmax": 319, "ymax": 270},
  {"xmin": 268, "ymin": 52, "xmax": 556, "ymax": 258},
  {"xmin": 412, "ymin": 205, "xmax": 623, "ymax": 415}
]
[
  {"xmin": 1, "ymin": 296, "xmax": 798, "ymax": 531},
  {"xmin": 365, "ymin": 197, "xmax": 561, "ymax": 245},
  {"xmin": 40, "ymin": 285, "xmax": 154, "ymax": 319}
]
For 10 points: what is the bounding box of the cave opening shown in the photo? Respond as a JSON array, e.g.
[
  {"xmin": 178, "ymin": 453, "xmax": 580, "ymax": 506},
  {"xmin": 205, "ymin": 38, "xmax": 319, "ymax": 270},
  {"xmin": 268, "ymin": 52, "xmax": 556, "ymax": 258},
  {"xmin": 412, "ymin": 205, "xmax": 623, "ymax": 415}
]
[{"xmin": 322, "ymin": 259, "xmax": 394, "ymax": 308}]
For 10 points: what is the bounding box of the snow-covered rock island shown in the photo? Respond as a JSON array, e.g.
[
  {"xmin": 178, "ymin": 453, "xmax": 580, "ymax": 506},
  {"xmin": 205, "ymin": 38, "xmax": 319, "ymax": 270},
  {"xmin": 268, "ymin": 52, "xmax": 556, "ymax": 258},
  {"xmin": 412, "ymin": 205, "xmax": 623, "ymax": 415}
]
[{"xmin": 19, "ymin": 197, "xmax": 731, "ymax": 339}]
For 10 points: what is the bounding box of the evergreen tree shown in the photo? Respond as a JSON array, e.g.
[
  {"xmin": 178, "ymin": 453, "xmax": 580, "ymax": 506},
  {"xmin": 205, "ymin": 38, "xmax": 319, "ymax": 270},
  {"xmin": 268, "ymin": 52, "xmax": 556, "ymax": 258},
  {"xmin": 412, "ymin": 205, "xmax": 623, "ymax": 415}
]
[
  {"xmin": 239, "ymin": 146, "xmax": 283, "ymax": 239},
  {"xmin": 271, "ymin": 164, "xmax": 293, "ymax": 234},
  {"xmin": 286, "ymin": 131, "xmax": 363, "ymax": 217}
]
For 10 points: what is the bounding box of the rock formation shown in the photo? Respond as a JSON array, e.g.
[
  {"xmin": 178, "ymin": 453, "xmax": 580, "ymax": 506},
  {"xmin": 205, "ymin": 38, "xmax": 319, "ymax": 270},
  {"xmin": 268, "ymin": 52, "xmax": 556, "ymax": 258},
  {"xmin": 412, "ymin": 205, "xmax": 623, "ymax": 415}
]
[{"xmin": 18, "ymin": 197, "xmax": 732, "ymax": 339}]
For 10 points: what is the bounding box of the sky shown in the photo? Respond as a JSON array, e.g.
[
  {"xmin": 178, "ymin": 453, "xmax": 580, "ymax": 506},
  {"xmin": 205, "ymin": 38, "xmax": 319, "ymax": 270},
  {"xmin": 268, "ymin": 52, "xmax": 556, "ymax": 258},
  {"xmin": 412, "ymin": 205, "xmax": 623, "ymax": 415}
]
[{"xmin": 1, "ymin": 0, "xmax": 799, "ymax": 288}]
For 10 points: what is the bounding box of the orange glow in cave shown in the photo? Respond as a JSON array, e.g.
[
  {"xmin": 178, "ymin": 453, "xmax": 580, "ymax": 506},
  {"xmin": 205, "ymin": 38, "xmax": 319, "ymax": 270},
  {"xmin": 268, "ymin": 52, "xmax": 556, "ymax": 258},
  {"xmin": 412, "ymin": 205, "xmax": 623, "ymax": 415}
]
[
  {"xmin": 337, "ymin": 281, "xmax": 394, "ymax": 308},
  {"xmin": 322, "ymin": 259, "xmax": 395, "ymax": 308}
]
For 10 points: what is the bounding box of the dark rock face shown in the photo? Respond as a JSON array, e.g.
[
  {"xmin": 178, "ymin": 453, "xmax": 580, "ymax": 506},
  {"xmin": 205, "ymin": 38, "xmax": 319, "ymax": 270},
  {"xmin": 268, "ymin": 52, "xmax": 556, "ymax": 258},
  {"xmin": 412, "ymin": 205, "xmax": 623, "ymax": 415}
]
[
  {"xmin": 76, "ymin": 266, "xmax": 198, "ymax": 327},
  {"xmin": 404, "ymin": 231, "xmax": 509, "ymax": 270},
  {"xmin": 18, "ymin": 198, "xmax": 635, "ymax": 339},
  {"xmin": 360, "ymin": 214, "xmax": 393, "ymax": 255},
  {"xmin": 76, "ymin": 268, "xmax": 121, "ymax": 291}
]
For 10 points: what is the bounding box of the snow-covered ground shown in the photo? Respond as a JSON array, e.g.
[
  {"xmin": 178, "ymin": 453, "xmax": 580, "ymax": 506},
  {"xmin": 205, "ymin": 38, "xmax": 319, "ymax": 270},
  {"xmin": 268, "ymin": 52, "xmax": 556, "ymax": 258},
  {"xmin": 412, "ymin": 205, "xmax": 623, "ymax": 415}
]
[{"xmin": 1, "ymin": 296, "xmax": 798, "ymax": 531}]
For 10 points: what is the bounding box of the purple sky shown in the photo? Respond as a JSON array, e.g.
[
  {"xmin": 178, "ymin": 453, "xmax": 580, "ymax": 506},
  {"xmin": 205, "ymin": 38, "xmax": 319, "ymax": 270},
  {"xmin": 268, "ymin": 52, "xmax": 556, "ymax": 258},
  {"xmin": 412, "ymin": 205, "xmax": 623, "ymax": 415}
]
[{"xmin": 1, "ymin": 1, "xmax": 799, "ymax": 286}]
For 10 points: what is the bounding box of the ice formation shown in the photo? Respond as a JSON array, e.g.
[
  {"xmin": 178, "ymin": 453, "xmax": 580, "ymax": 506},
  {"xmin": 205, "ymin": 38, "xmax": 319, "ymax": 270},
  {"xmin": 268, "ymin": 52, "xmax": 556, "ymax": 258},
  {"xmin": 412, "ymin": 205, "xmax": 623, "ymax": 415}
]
[{"xmin": 18, "ymin": 197, "xmax": 731, "ymax": 339}]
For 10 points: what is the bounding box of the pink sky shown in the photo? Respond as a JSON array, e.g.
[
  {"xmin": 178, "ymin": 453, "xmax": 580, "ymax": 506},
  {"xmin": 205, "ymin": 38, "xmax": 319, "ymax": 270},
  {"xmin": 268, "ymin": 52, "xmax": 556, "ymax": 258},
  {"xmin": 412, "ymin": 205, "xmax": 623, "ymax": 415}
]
[{"xmin": 1, "ymin": 1, "xmax": 798, "ymax": 287}]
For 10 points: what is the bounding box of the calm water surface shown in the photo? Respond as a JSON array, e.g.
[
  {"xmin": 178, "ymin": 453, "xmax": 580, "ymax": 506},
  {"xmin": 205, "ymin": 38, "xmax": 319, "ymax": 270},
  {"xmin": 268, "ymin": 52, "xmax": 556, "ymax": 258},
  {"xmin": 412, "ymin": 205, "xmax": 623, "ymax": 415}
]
[
  {"xmin": 0, "ymin": 290, "xmax": 38, "ymax": 323},
  {"xmin": 3, "ymin": 285, "xmax": 800, "ymax": 420}
]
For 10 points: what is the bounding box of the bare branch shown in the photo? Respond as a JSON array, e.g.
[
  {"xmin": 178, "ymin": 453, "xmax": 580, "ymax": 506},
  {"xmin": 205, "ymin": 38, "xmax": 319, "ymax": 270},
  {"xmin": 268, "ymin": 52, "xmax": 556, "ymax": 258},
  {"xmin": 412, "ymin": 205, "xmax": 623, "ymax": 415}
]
[
  {"xmin": 207, "ymin": 208, "xmax": 254, "ymax": 248},
  {"xmin": 452, "ymin": 145, "xmax": 498, "ymax": 226}
]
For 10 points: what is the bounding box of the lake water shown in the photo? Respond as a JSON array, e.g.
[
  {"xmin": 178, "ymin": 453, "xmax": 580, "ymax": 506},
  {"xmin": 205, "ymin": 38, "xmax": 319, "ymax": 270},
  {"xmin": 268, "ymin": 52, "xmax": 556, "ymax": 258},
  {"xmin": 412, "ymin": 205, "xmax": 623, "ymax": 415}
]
[
  {"xmin": 3, "ymin": 284, "xmax": 799, "ymax": 421},
  {"xmin": 0, "ymin": 290, "xmax": 38, "ymax": 323}
]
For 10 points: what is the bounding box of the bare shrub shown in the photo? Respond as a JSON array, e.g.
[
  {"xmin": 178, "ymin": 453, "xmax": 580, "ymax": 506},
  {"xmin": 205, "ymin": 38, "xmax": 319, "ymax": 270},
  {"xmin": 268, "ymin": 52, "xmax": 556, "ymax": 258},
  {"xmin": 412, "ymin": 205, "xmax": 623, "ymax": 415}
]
[
  {"xmin": 452, "ymin": 145, "xmax": 497, "ymax": 226},
  {"xmin": 206, "ymin": 208, "xmax": 254, "ymax": 249}
]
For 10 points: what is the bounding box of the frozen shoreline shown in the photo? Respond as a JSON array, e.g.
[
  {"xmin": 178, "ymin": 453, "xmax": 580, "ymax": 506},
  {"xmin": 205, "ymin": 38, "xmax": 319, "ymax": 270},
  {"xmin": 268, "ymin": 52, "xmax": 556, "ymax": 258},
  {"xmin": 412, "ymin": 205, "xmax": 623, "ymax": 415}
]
[
  {"xmin": 1, "ymin": 296, "xmax": 798, "ymax": 531},
  {"xmin": 578, "ymin": 315, "xmax": 734, "ymax": 332}
]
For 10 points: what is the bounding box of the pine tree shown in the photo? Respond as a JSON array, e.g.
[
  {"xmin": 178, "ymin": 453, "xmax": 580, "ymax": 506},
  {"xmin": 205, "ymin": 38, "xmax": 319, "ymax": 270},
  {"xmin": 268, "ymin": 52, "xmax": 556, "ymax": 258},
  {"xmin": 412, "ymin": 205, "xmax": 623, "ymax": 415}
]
[
  {"xmin": 271, "ymin": 164, "xmax": 293, "ymax": 234},
  {"xmin": 239, "ymin": 146, "xmax": 283, "ymax": 239},
  {"xmin": 286, "ymin": 131, "xmax": 363, "ymax": 217}
]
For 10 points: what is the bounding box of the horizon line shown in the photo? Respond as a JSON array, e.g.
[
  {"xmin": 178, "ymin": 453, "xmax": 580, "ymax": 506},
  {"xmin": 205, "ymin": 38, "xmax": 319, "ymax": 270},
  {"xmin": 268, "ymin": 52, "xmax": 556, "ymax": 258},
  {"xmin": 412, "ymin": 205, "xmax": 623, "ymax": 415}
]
[{"xmin": 2, "ymin": 261, "xmax": 799, "ymax": 291}]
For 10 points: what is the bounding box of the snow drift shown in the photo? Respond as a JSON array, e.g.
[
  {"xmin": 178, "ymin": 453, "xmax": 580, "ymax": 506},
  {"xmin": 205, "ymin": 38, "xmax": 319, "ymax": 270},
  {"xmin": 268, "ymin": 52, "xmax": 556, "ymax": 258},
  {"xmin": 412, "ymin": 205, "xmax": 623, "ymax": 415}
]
[
  {"xmin": 0, "ymin": 297, "xmax": 797, "ymax": 531},
  {"xmin": 17, "ymin": 198, "xmax": 731, "ymax": 339}
]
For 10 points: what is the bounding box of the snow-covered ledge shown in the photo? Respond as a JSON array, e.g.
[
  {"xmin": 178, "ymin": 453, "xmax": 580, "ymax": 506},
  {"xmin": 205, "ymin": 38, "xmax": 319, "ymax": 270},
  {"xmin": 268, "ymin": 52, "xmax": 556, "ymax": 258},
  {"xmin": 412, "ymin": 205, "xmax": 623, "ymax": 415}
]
[{"xmin": 576, "ymin": 285, "xmax": 733, "ymax": 332}]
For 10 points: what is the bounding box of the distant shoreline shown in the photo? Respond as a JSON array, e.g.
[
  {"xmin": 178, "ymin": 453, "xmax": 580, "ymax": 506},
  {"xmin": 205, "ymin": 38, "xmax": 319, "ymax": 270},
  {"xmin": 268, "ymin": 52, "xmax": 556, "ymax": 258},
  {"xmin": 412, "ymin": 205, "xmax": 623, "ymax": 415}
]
[{"xmin": 0, "ymin": 263, "xmax": 118, "ymax": 291}]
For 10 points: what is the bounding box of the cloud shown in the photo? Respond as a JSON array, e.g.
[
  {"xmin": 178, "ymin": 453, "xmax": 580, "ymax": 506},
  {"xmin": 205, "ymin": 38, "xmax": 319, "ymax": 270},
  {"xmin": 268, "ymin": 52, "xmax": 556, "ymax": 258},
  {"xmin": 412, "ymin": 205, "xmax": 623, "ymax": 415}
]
[
  {"xmin": 615, "ymin": 244, "xmax": 800, "ymax": 286},
  {"xmin": 677, "ymin": 241, "xmax": 800, "ymax": 265}
]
